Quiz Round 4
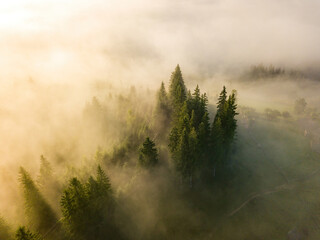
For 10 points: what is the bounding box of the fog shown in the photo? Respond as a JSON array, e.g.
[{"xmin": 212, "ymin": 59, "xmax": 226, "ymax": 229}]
[
  {"xmin": 1, "ymin": 0, "xmax": 320, "ymax": 239},
  {"xmin": 1, "ymin": 0, "xmax": 320, "ymax": 84}
]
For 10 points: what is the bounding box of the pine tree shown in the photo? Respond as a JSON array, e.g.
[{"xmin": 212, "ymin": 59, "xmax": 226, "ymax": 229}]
[
  {"xmin": 157, "ymin": 82, "xmax": 169, "ymax": 108},
  {"xmin": 15, "ymin": 227, "xmax": 42, "ymax": 240},
  {"xmin": 167, "ymin": 83, "xmax": 212, "ymax": 185},
  {"xmin": 210, "ymin": 117, "xmax": 224, "ymax": 166},
  {"xmin": 225, "ymin": 91, "xmax": 238, "ymax": 148},
  {"xmin": 139, "ymin": 137, "xmax": 158, "ymax": 168},
  {"xmin": 173, "ymin": 125, "xmax": 198, "ymax": 186},
  {"xmin": 187, "ymin": 127, "xmax": 198, "ymax": 187},
  {"xmin": 200, "ymin": 93, "xmax": 209, "ymax": 121},
  {"xmin": 60, "ymin": 177, "xmax": 87, "ymax": 239},
  {"xmin": 198, "ymin": 112, "xmax": 210, "ymax": 154},
  {"xmin": 210, "ymin": 87, "xmax": 238, "ymax": 169},
  {"xmin": 169, "ymin": 126, "xmax": 180, "ymax": 153},
  {"xmin": 191, "ymin": 86, "xmax": 201, "ymax": 128},
  {"xmin": 61, "ymin": 166, "xmax": 118, "ymax": 240},
  {"xmin": 154, "ymin": 82, "xmax": 171, "ymax": 139},
  {"xmin": 175, "ymin": 128, "xmax": 190, "ymax": 179},
  {"xmin": 215, "ymin": 86, "xmax": 227, "ymax": 120},
  {"xmin": 37, "ymin": 155, "xmax": 52, "ymax": 188},
  {"xmin": 19, "ymin": 167, "xmax": 57, "ymax": 235},
  {"xmin": 169, "ymin": 65, "xmax": 187, "ymax": 119}
]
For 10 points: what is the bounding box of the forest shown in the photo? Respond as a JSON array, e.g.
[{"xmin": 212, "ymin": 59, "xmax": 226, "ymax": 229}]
[
  {"xmin": 1, "ymin": 63, "xmax": 320, "ymax": 240},
  {"xmin": 1, "ymin": 65, "xmax": 240, "ymax": 240},
  {"xmin": 1, "ymin": 1, "xmax": 320, "ymax": 239}
]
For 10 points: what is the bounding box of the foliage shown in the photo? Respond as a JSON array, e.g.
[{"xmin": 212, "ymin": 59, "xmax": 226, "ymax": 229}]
[
  {"xmin": 15, "ymin": 227, "xmax": 42, "ymax": 240},
  {"xmin": 61, "ymin": 165, "xmax": 120, "ymax": 240},
  {"xmin": 153, "ymin": 82, "xmax": 171, "ymax": 140},
  {"xmin": 19, "ymin": 167, "xmax": 58, "ymax": 235},
  {"xmin": 248, "ymin": 64, "xmax": 285, "ymax": 79},
  {"xmin": 139, "ymin": 137, "xmax": 158, "ymax": 168},
  {"xmin": 169, "ymin": 65, "xmax": 187, "ymax": 120}
]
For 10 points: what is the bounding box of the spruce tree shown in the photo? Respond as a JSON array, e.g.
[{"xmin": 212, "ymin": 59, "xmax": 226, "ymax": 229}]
[
  {"xmin": 154, "ymin": 82, "xmax": 171, "ymax": 139},
  {"xmin": 15, "ymin": 227, "xmax": 42, "ymax": 240},
  {"xmin": 37, "ymin": 155, "xmax": 52, "ymax": 188},
  {"xmin": 175, "ymin": 128, "xmax": 190, "ymax": 179},
  {"xmin": 157, "ymin": 82, "xmax": 169, "ymax": 108},
  {"xmin": 190, "ymin": 86, "xmax": 201, "ymax": 129},
  {"xmin": 61, "ymin": 166, "xmax": 118, "ymax": 240},
  {"xmin": 216, "ymin": 86, "xmax": 227, "ymax": 118},
  {"xmin": 210, "ymin": 117, "xmax": 224, "ymax": 167},
  {"xmin": 210, "ymin": 87, "xmax": 238, "ymax": 169},
  {"xmin": 198, "ymin": 112, "xmax": 210, "ymax": 154},
  {"xmin": 19, "ymin": 167, "xmax": 57, "ymax": 235},
  {"xmin": 187, "ymin": 127, "xmax": 198, "ymax": 187},
  {"xmin": 169, "ymin": 65, "xmax": 187, "ymax": 119},
  {"xmin": 225, "ymin": 91, "xmax": 238, "ymax": 148},
  {"xmin": 139, "ymin": 137, "xmax": 158, "ymax": 168},
  {"xmin": 60, "ymin": 177, "xmax": 87, "ymax": 239},
  {"xmin": 169, "ymin": 126, "xmax": 180, "ymax": 153}
]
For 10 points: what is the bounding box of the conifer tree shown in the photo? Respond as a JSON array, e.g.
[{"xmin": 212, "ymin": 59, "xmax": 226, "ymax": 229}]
[
  {"xmin": 19, "ymin": 167, "xmax": 57, "ymax": 235},
  {"xmin": 37, "ymin": 155, "xmax": 52, "ymax": 188},
  {"xmin": 175, "ymin": 128, "xmax": 190, "ymax": 179},
  {"xmin": 187, "ymin": 127, "xmax": 198, "ymax": 187},
  {"xmin": 168, "ymin": 82, "xmax": 212, "ymax": 185},
  {"xmin": 198, "ymin": 112, "xmax": 210, "ymax": 154},
  {"xmin": 173, "ymin": 125, "xmax": 198, "ymax": 186},
  {"xmin": 61, "ymin": 166, "xmax": 118, "ymax": 240},
  {"xmin": 15, "ymin": 227, "xmax": 42, "ymax": 240},
  {"xmin": 190, "ymin": 85, "xmax": 201, "ymax": 128},
  {"xmin": 225, "ymin": 91, "xmax": 238, "ymax": 147},
  {"xmin": 169, "ymin": 65, "xmax": 187, "ymax": 119},
  {"xmin": 169, "ymin": 126, "xmax": 180, "ymax": 153},
  {"xmin": 157, "ymin": 82, "xmax": 169, "ymax": 109},
  {"xmin": 61, "ymin": 177, "xmax": 87, "ymax": 239},
  {"xmin": 210, "ymin": 87, "xmax": 238, "ymax": 169},
  {"xmin": 154, "ymin": 82, "xmax": 171, "ymax": 139},
  {"xmin": 139, "ymin": 137, "xmax": 158, "ymax": 168},
  {"xmin": 215, "ymin": 86, "xmax": 227, "ymax": 118},
  {"xmin": 210, "ymin": 117, "xmax": 224, "ymax": 166}
]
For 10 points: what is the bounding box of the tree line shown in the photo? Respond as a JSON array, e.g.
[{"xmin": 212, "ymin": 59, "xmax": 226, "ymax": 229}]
[{"xmin": 0, "ymin": 65, "xmax": 238, "ymax": 240}]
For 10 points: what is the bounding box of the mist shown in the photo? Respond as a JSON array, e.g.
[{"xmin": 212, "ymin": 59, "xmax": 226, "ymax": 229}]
[{"xmin": 1, "ymin": 0, "xmax": 320, "ymax": 239}]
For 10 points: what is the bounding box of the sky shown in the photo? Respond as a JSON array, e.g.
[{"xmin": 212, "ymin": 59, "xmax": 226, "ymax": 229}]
[{"xmin": 0, "ymin": 0, "xmax": 319, "ymax": 85}]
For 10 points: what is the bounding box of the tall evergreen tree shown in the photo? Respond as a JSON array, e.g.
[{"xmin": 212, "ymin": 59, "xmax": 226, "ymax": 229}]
[
  {"xmin": 154, "ymin": 82, "xmax": 171, "ymax": 139},
  {"xmin": 210, "ymin": 87, "xmax": 238, "ymax": 169},
  {"xmin": 215, "ymin": 86, "xmax": 227, "ymax": 119},
  {"xmin": 157, "ymin": 82, "xmax": 169, "ymax": 108},
  {"xmin": 61, "ymin": 178, "xmax": 87, "ymax": 239},
  {"xmin": 19, "ymin": 167, "xmax": 57, "ymax": 235},
  {"xmin": 175, "ymin": 128, "xmax": 190, "ymax": 179},
  {"xmin": 224, "ymin": 91, "xmax": 238, "ymax": 148},
  {"xmin": 168, "ymin": 82, "xmax": 212, "ymax": 185},
  {"xmin": 139, "ymin": 137, "xmax": 158, "ymax": 168},
  {"xmin": 198, "ymin": 112, "xmax": 210, "ymax": 154},
  {"xmin": 61, "ymin": 166, "xmax": 119, "ymax": 240},
  {"xmin": 210, "ymin": 117, "xmax": 224, "ymax": 168},
  {"xmin": 37, "ymin": 155, "xmax": 52, "ymax": 189},
  {"xmin": 169, "ymin": 65, "xmax": 187, "ymax": 119},
  {"xmin": 169, "ymin": 126, "xmax": 180, "ymax": 153},
  {"xmin": 190, "ymin": 85, "xmax": 202, "ymax": 129},
  {"xmin": 15, "ymin": 227, "xmax": 42, "ymax": 240}
]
